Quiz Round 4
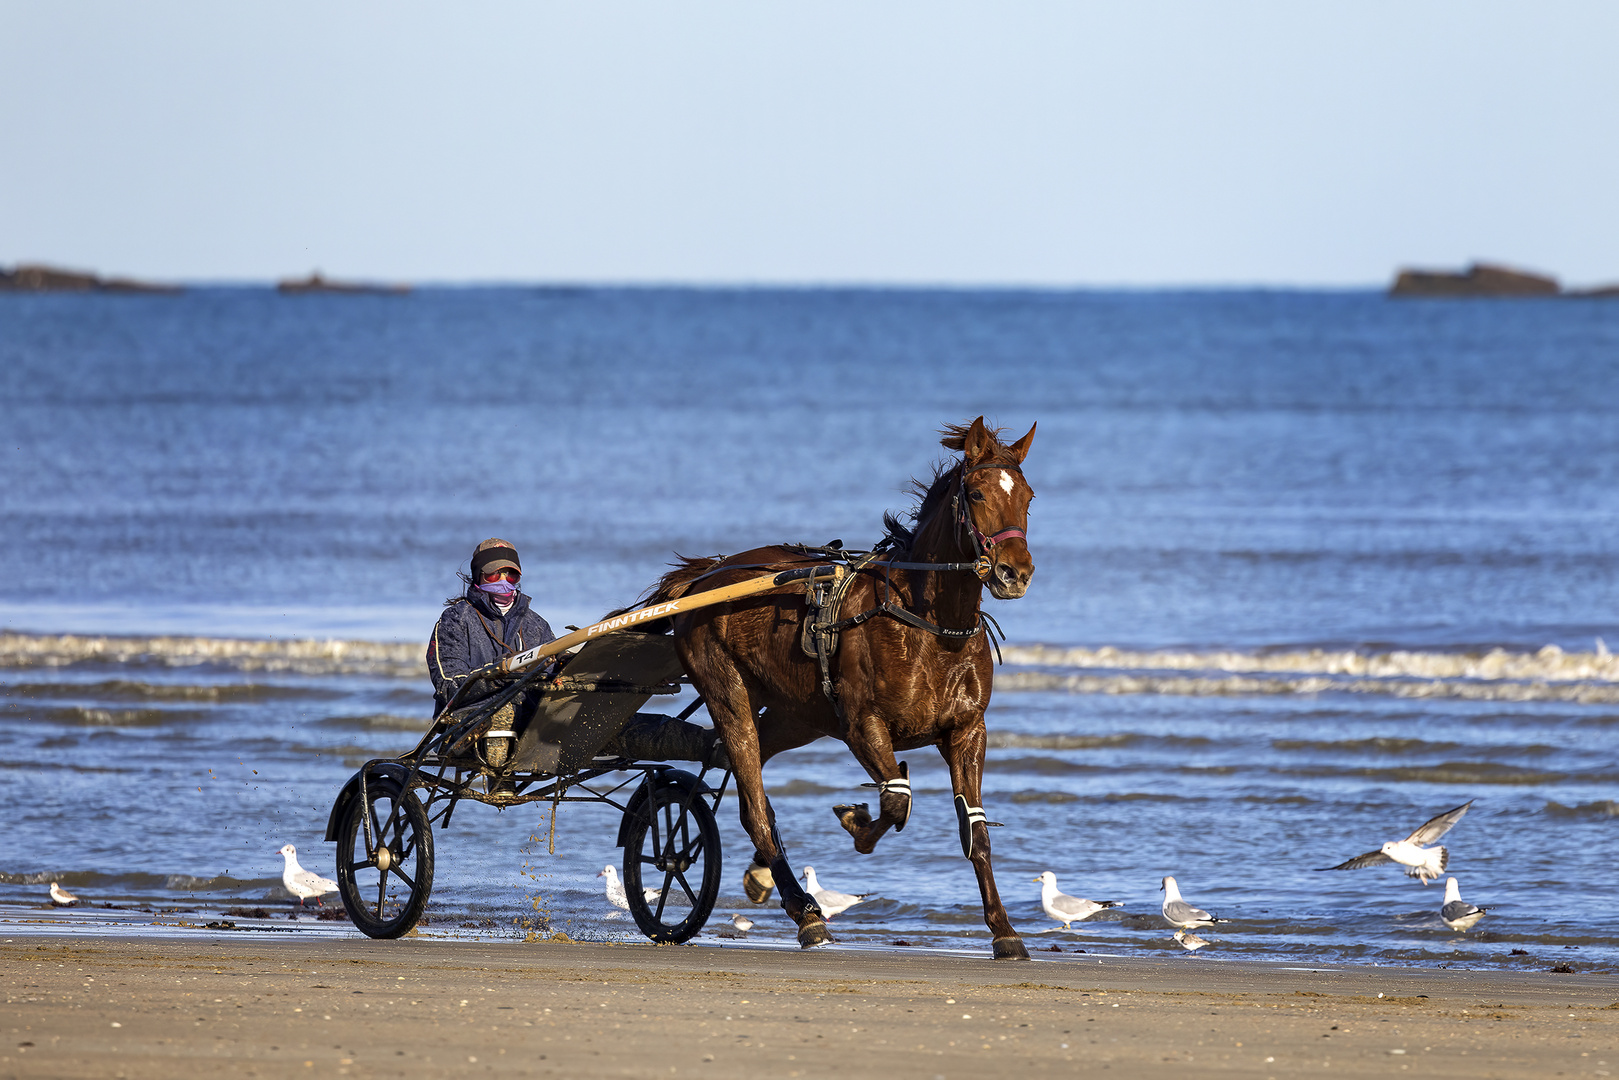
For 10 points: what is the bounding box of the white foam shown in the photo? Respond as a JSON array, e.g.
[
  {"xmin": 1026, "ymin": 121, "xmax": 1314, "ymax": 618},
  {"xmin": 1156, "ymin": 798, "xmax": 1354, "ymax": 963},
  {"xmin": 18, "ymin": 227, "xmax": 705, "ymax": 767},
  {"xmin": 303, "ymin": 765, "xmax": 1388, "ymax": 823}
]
[
  {"xmin": 1001, "ymin": 642, "xmax": 1619, "ymax": 683},
  {"xmin": 997, "ymin": 643, "xmax": 1619, "ymax": 703},
  {"xmin": 0, "ymin": 631, "xmax": 425, "ymax": 678}
]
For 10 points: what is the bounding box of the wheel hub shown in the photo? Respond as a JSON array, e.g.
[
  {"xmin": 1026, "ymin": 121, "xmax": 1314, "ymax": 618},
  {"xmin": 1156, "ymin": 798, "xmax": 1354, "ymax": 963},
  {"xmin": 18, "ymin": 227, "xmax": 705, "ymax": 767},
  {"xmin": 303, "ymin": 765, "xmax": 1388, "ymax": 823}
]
[{"xmin": 375, "ymin": 845, "xmax": 394, "ymax": 871}]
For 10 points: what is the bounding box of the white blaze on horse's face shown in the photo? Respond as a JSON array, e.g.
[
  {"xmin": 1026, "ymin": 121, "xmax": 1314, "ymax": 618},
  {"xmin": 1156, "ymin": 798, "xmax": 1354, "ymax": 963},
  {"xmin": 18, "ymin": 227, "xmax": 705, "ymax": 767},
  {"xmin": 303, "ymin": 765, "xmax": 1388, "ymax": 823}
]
[{"xmin": 997, "ymin": 470, "xmax": 1015, "ymax": 495}]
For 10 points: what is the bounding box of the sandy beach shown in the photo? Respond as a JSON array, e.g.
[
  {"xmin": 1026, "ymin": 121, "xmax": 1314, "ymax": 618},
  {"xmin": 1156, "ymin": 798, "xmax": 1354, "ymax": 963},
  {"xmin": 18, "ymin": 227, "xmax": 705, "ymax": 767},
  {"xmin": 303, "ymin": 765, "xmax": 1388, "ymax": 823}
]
[{"xmin": 3, "ymin": 932, "xmax": 1615, "ymax": 1078}]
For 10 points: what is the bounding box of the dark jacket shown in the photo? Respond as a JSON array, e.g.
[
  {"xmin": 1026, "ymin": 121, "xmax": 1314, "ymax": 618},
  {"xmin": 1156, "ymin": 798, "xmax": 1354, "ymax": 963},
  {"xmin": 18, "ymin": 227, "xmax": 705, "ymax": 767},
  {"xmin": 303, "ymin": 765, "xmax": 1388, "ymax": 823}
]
[{"xmin": 426, "ymin": 587, "xmax": 556, "ymax": 711}]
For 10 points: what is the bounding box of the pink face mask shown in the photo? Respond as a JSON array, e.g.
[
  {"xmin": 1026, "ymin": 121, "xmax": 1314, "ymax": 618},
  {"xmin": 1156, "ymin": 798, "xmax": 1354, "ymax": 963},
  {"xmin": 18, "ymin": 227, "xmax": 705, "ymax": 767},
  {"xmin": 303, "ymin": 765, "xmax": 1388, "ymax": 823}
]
[{"xmin": 476, "ymin": 579, "xmax": 519, "ymax": 597}]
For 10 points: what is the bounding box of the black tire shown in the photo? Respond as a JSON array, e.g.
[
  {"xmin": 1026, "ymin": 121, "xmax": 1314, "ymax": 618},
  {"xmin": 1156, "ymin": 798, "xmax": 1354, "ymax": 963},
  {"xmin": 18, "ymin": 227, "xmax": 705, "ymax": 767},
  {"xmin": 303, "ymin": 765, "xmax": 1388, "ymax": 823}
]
[
  {"xmin": 335, "ymin": 774, "xmax": 434, "ymax": 939},
  {"xmin": 622, "ymin": 781, "xmax": 722, "ymax": 943}
]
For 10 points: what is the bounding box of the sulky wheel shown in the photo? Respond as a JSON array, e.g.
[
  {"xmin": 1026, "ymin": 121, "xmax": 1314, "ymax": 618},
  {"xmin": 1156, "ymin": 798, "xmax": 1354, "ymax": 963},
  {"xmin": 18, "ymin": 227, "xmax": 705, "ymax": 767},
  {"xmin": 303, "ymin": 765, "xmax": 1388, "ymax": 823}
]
[
  {"xmin": 335, "ymin": 773, "xmax": 434, "ymax": 939},
  {"xmin": 622, "ymin": 780, "xmax": 722, "ymax": 943}
]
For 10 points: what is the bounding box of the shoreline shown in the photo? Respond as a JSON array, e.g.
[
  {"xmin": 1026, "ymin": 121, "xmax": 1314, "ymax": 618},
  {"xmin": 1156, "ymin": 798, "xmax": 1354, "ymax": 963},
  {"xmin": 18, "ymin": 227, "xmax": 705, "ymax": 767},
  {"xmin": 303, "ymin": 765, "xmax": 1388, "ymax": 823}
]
[{"xmin": 4, "ymin": 932, "xmax": 1615, "ymax": 1078}]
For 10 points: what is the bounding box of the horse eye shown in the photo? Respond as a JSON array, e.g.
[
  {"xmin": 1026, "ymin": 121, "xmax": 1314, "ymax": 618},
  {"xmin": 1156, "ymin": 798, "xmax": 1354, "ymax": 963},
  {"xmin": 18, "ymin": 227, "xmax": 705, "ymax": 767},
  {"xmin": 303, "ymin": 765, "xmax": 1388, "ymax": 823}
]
[{"xmin": 968, "ymin": 489, "xmax": 985, "ymax": 502}]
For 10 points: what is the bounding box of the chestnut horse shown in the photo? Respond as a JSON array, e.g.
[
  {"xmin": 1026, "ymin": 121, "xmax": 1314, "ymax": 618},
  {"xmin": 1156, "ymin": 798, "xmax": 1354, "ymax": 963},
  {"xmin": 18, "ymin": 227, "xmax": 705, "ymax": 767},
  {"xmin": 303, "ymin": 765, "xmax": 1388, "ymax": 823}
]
[{"xmin": 645, "ymin": 417, "xmax": 1037, "ymax": 959}]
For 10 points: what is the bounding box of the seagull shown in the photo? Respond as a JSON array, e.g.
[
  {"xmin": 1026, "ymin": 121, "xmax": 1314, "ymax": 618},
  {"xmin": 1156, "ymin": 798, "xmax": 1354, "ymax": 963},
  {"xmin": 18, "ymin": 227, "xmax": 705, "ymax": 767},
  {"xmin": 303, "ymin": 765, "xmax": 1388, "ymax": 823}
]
[
  {"xmin": 49, "ymin": 883, "xmax": 79, "ymax": 907},
  {"xmin": 1317, "ymin": 800, "xmax": 1473, "ymax": 885},
  {"xmin": 1173, "ymin": 930, "xmax": 1210, "ymax": 951},
  {"xmin": 598, "ymin": 866, "xmax": 687, "ymax": 911},
  {"xmin": 1440, "ymin": 877, "xmax": 1490, "ymax": 931},
  {"xmin": 1160, "ymin": 876, "xmax": 1223, "ymax": 929},
  {"xmin": 800, "ymin": 866, "xmax": 868, "ymax": 918},
  {"xmin": 1034, "ymin": 871, "xmax": 1121, "ymax": 928},
  {"xmin": 277, "ymin": 844, "xmax": 339, "ymax": 908}
]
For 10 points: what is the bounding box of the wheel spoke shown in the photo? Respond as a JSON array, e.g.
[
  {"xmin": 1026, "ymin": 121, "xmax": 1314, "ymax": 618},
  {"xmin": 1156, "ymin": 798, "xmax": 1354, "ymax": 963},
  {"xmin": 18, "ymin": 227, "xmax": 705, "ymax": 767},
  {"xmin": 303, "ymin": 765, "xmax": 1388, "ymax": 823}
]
[
  {"xmin": 383, "ymin": 799, "xmax": 408, "ymax": 845},
  {"xmin": 671, "ymin": 868, "xmax": 698, "ymax": 905}
]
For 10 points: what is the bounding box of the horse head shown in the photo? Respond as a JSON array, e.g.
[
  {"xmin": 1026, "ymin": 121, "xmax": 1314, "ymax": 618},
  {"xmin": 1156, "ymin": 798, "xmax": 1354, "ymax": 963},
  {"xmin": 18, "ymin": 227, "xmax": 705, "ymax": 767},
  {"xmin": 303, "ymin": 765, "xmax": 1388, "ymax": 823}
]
[{"xmin": 942, "ymin": 416, "xmax": 1036, "ymax": 600}]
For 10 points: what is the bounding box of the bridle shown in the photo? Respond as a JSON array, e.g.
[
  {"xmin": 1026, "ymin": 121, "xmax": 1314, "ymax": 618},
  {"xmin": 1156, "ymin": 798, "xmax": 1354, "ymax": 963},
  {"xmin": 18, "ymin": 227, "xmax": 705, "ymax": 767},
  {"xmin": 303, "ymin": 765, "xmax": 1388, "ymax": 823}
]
[{"xmin": 953, "ymin": 460, "xmax": 1028, "ymax": 581}]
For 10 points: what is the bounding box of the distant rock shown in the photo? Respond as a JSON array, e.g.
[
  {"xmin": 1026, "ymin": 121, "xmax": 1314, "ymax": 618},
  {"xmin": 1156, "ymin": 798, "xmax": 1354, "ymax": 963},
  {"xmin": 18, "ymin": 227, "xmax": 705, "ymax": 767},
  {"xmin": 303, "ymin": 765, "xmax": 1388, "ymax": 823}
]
[
  {"xmin": 277, "ymin": 271, "xmax": 410, "ymax": 295},
  {"xmin": 1390, "ymin": 262, "xmax": 1559, "ymax": 298},
  {"xmin": 0, "ymin": 263, "xmax": 181, "ymax": 294}
]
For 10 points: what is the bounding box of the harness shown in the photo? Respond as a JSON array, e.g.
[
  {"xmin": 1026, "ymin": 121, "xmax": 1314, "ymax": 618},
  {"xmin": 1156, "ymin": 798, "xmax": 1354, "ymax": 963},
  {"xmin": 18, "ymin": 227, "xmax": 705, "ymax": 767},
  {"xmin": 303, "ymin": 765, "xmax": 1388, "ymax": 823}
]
[{"xmin": 793, "ymin": 459, "xmax": 1026, "ymax": 718}]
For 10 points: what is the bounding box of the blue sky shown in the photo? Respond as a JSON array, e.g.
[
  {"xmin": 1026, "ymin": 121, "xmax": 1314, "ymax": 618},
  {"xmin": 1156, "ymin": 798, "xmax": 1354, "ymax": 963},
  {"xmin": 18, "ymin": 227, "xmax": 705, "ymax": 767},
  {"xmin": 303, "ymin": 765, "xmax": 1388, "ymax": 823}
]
[{"xmin": 3, "ymin": 2, "xmax": 1615, "ymax": 286}]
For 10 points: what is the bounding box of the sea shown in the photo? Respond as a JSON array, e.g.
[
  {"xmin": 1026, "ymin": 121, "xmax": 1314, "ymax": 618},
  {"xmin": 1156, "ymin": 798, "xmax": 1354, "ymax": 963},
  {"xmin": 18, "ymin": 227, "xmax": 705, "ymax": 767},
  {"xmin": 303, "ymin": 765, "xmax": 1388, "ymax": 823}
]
[{"xmin": 2, "ymin": 287, "xmax": 1616, "ymax": 970}]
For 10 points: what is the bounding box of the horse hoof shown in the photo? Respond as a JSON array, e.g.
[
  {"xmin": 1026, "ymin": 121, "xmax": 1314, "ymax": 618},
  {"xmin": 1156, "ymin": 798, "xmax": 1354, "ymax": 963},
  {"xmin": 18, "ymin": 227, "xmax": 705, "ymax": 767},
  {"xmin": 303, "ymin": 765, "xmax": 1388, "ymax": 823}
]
[
  {"xmin": 992, "ymin": 936, "xmax": 1030, "ymax": 961},
  {"xmin": 832, "ymin": 802, "xmax": 873, "ymax": 832},
  {"xmin": 798, "ymin": 918, "xmax": 834, "ymax": 949},
  {"xmin": 743, "ymin": 862, "xmax": 775, "ymax": 904}
]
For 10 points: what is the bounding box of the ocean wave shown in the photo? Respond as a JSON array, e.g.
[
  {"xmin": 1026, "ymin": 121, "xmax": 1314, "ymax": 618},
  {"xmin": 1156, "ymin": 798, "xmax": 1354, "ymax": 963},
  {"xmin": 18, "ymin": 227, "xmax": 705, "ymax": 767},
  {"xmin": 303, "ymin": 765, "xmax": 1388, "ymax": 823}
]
[
  {"xmin": 1271, "ymin": 736, "xmax": 1459, "ymax": 755},
  {"xmin": 0, "ymin": 631, "xmax": 424, "ymax": 677},
  {"xmin": 1284, "ymin": 761, "xmax": 1599, "ymax": 785},
  {"xmin": 317, "ymin": 712, "xmax": 431, "ymax": 732},
  {"xmin": 1001, "ymin": 789, "xmax": 1081, "ymax": 804},
  {"xmin": 997, "ymin": 669, "xmax": 1619, "ymax": 704},
  {"xmin": 0, "ymin": 870, "xmax": 268, "ymax": 890},
  {"xmin": 1544, "ymin": 799, "xmax": 1619, "ymax": 819},
  {"xmin": 985, "ymin": 732, "xmax": 1136, "ymax": 750},
  {"xmin": 986, "ymin": 755, "xmax": 1110, "ymax": 776},
  {"xmin": 1003, "ymin": 642, "xmax": 1619, "ymax": 683},
  {"xmin": 0, "ymin": 704, "xmax": 201, "ymax": 727},
  {"xmin": 6, "ymin": 679, "xmax": 328, "ymax": 703},
  {"xmin": 766, "ymin": 778, "xmax": 847, "ymax": 797}
]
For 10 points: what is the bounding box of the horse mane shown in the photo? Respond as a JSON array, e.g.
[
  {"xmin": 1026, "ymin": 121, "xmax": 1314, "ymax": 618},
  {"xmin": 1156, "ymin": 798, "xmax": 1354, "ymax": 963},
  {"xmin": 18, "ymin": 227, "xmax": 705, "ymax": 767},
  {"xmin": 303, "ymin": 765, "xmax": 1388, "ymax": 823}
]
[{"xmin": 882, "ymin": 420, "xmax": 1020, "ymax": 552}]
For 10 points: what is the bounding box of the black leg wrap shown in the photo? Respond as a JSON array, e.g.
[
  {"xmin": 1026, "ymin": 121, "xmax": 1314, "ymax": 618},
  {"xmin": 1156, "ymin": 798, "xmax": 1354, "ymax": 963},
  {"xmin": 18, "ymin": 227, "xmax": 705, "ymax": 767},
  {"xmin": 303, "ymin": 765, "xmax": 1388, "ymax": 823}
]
[
  {"xmin": 885, "ymin": 761, "xmax": 912, "ymax": 832},
  {"xmin": 766, "ymin": 797, "xmax": 784, "ymax": 854},
  {"xmin": 770, "ymin": 854, "xmax": 816, "ymax": 915},
  {"xmin": 954, "ymin": 794, "xmax": 986, "ymax": 858}
]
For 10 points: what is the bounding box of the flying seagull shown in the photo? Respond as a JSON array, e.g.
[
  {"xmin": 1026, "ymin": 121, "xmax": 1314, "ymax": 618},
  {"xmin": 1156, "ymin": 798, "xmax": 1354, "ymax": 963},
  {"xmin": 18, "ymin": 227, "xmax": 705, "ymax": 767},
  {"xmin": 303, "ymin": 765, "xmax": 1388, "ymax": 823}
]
[
  {"xmin": 800, "ymin": 866, "xmax": 868, "ymax": 918},
  {"xmin": 1160, "ymin": 876, "xmax": 1223, "ymax": 929},
  {"xmin": 1318, "ymin": 800, "xmax": 1473, "ymax": 885},
  {"xmin": 277, "ymin": 844, "xmax": 339, "ymax": 908},
  {"xmin": 1034, "ymin": 871, "xmax": 1121, "ymax": 928},
  {"xmin": 1440, "ymin": 877, "xmax": 1491, "ymax": 931}
]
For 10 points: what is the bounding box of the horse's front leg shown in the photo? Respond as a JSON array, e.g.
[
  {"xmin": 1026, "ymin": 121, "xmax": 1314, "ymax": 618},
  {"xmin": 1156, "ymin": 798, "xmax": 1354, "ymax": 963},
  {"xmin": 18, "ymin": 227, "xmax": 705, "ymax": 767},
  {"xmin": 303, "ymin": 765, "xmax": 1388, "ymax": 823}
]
[
  {"xmin": 941, "ymin": 718, "xmax": 1028, "ymax": 960},
  {"xmin": 832, "ymin": 711, "xmax": 912, "ymax": 855}
]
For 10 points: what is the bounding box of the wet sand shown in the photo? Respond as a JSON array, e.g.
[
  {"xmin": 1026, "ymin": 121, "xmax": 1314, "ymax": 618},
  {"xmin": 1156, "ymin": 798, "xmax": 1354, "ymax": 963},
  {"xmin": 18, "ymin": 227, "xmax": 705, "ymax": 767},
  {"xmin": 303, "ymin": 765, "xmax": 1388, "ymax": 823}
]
[{"xmin": 3, "ymin": 933, "xmax": 1616, "ymax": 1078}]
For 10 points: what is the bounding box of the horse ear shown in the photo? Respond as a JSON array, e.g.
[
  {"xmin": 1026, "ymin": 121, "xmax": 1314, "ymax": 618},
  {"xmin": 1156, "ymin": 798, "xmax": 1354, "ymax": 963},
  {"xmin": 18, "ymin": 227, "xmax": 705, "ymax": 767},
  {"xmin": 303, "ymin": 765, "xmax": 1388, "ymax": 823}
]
[
  {"xmin": 960, "ymin": 416, "xmax": 991, "ymax": 463},
  {"xmin": 1007, "ymin": 422, "xmax": 1036, "ymax": 464}
]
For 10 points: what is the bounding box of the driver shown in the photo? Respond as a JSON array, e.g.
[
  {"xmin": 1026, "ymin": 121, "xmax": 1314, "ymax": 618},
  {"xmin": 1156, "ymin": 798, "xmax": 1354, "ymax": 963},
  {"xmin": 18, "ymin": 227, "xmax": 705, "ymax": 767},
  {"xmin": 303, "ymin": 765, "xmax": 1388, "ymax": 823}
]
[{"xmin": 427, "ymin": 538, "xmax": 555, "ymax": 713}]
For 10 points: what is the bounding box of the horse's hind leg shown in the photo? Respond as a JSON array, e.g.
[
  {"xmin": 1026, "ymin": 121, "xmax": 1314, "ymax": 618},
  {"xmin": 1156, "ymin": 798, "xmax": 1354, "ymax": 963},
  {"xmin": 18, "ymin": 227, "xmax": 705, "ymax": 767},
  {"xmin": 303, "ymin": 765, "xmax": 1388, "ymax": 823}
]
[
  {"xmin": 703, "ymin": 681, "xmax": 832, "ymax": 948},
  {"xmin": 940, "ymin": 718, "xmax": 1029, "ymax": 960}
]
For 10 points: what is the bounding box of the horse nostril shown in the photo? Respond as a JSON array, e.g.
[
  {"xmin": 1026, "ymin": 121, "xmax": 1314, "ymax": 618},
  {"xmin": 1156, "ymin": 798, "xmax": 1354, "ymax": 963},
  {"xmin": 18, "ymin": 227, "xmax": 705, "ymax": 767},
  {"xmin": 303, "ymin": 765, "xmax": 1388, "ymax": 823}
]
[{"xmin": 998, "ymin": 562, "xmax": 1031, "ymax": 587}]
